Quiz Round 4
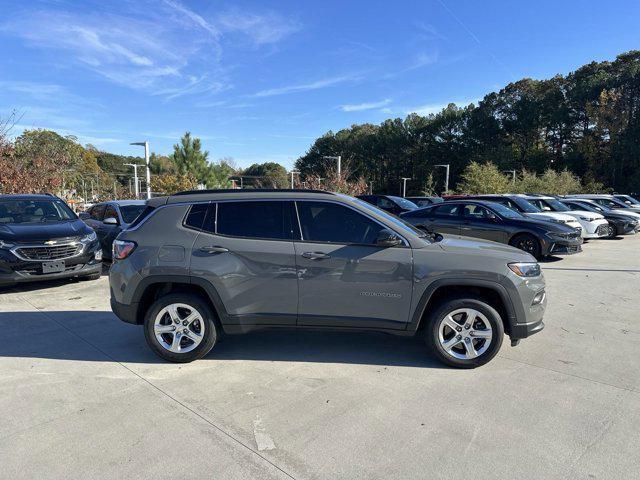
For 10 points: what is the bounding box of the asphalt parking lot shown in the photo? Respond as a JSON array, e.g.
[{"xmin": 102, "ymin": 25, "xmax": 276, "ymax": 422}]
[{"xmin": 1, "ymin": 236, "xmax": 639, "ymax": 480}]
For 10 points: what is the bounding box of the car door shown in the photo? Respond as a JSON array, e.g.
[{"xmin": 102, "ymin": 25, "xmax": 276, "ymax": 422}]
[
  {"xmin": 189, "ymin": 200, "xmax": 298, "ymax": 326},
  {"xmin": 294, "ymin": 200, "xmax": 413, "ymax": 329},
  {"xmin": 460, "ymin": 203, "xmax": 507, "ymax": 243},
  {"xmin": 428, "ymin": 203, "xmax": 462, "ymax": 235}
]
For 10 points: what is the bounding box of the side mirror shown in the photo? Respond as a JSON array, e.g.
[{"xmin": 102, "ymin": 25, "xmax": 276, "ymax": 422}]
[
  {"xmin": 78, "ymin": 212, "xmax": 90, "ymax": 220},
  {"xmin": 103, "ymin": 217, "xmax": 119, "ymax": 225},
  {"xmin": 376, "ymin": 229, "xmax": 402, "ymax": 247}
]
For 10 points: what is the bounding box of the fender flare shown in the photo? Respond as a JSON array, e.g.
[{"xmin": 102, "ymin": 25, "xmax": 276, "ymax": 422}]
[
  {"xmin": 407, "ymin": 278, "xmax": 519, "ymax": 333},
  {"xmin": 131, "ymin": 275, "xmax": 229, "ymax": 324}
]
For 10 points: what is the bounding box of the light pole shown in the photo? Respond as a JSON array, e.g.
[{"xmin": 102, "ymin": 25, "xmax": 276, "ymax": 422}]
[
  {"xmin": 400, "ymin": 177, "xmax": 411, "ymax": 197},
  {"xmin": 290, "ymin": 170, "xmax": 299, "ymax": 189},
  {"xmin": 503, "ymin": 170, "xmax": 517, "ymax": 183},
  {"xmin": 124, "ymin": 163, "xmax": 144, "ymax": 198},
  {"xmin": 130, "ymin": 141, "xmax": 151, "ymax": 199},
  {"xmin": 322, "ymin": 155, "xmax": 341, "ymax": 180},
  {"xmin": 435, "ymin": 164, "xmax": 450, "ymax": 193}
]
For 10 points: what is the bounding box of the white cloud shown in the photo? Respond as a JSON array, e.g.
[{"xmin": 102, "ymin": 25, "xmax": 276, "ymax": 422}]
[
  {"xmin": 340, "ymin": 98, "xmax": 391, "ymax": 112},
  {"xmin": 1, "ymin": 2, "xmax": 300, "ymax": 100},
  {"xmin": 252, "ymin": 74, "xmax": 360, "ymax": 97}
]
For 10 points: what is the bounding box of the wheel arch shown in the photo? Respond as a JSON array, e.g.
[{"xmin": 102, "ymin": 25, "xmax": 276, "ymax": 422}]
[
  {"xmin": 131, "ymin": 275, "xmax": 228, "ymax": 326},
  {"xmin": 409, "ymin": 279, "xmax": 518, "ymax": 336}
]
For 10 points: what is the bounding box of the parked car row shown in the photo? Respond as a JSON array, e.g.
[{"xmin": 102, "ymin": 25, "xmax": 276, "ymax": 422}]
[{"xmin": 357, "ymin": 193, "xmax": 640, "ymax": 260}]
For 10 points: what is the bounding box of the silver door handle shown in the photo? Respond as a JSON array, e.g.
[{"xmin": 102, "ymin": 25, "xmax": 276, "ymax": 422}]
[
  {"xmin": 301, "ymin": 252, "xmax": 330, "ymax": 260},
  {"xmin": 200, "ymin": 246, "xmax": 229, "ymax": 254}
]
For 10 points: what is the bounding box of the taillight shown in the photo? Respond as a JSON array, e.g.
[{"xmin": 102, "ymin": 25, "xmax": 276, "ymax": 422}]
[{"xmin": 112, "ymin": 240, "xmax": 136, "ymax": 260}]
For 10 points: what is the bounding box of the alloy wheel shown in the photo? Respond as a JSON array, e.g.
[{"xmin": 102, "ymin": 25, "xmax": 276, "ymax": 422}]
[
  {"xmin": 153, "ymin": 303, "xmax": 205, "ymax": 354},
  {"xmin": 437, "ymin": 308, "xmax": 493, "ymax": 360}
]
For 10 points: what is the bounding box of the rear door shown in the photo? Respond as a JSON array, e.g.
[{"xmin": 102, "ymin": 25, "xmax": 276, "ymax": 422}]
[
  {"xmin": 294, "ymin": 200, "xmax": 413, "ymax": 329},
  {"xmin": 189, "ymin": 200, "xmax": 299, "ymax": 326},
  {"xmin": 460, "ymin": 203, "xmax": 507, "ymax": 242}
]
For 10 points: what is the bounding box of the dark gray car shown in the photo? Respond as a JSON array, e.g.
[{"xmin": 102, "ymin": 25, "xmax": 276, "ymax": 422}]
[
  {"xmin": 400, "ymin": 200, "xmax": 583, "ymax": 259},
  {"xmin": 81, "ymin": 200, "xmax": 146, "ymax": 260},
  {"xmin": 109, "ymin": 190, "xmax": 546, "ymax": 368}
]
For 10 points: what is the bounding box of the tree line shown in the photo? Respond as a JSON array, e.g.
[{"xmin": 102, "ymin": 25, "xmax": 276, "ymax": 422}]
[
  {"xmin": 295, "ymin": 50, "xmax": 640, "ymax": 195},
  {"xmin": 0, "ymin": 119, "xmax": 292, "ymax": 200}
]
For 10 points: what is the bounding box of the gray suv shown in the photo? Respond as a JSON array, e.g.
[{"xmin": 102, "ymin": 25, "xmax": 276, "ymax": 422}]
[{"xmin": 109, "ymin": 190, "xmax": 546, "ymax": 368}]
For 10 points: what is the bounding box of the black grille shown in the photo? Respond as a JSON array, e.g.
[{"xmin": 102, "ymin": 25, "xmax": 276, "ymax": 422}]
[
  {"xmin": 555, "ymin": 232, "xmax": 581, "ymax": 240},
  {"xmin": 16, "ymin": 244, "xmax": 81, "ymax": 260}
]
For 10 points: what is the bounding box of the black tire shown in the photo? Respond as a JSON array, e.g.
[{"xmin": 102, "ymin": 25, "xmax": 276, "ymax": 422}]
[
  {"xmin": 607, "ymin": 223, "xmax": 618, "ymax": 238},
  {"xmin": 509, "ymin": 233, "xmax": 542, "ymax": 259},
  {"xmin": 143, "ymin": 293, "xmax": 218, "ymax": 363},
  {"xmin": 424, "ymin": 297, "xmax": 504, "ymax": 368}
]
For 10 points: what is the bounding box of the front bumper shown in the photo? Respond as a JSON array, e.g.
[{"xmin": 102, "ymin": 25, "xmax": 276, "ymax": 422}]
[
  {"xmin": 511, "ymin": 318, "xmax": 545, "ymax": 339},
  {"xmin": 0, "ymin": 241, "xmax": 102, "ymax": 286},
  {"xmin": 583, "ymin": 220, "xmax": 611, "ymax": 238}
]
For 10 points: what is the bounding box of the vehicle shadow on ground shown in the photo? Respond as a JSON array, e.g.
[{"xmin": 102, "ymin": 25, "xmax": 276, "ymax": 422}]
[{"xmin": 0, "ymin": 310, "xmax": 445, "ymax": 368}]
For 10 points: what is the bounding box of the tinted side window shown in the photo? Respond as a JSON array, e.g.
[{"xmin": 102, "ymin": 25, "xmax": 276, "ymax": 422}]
[
  {"xmin": 462, "ymin": 204, "xmax": 494, "ymax": 219},
  {"xmin": 90, "ymin": 204, "xmax": 106, "ymax": 220},
  {"xmin": 184, "ymin": 203, "xmax": 209, "ymax": 231},
  {"xmin": 217, "ymin": 201, "xmax": 291, "ymax": 240},
  {"xmin": 377, "ymin": 197, "xmax": 396, "ymax": 209},
  {"xmin": 433, "ymin": 204, "xmax": 460, "ymax": 217},
  {"xmin": 297, "ymin": 201, "xmax": 385, "ymax": 245},
  {"xmin": 409, "ymin": 207, "xmax": 435, "ymax": 218}
]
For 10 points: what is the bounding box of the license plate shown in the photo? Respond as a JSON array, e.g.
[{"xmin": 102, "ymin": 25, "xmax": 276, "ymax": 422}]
[{"xmin": 42, "ymin": 260, "xmax": 65, "ymax": 274}]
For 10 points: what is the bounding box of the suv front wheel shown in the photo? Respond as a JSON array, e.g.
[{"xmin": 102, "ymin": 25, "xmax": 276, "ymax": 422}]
[
  {"xmin": 424, "ymin": 297, "xmax": 504, "ymax": 368},
  {"xmin": 143, "ymin": 293, "xmax": 218, "ymax": 363}
]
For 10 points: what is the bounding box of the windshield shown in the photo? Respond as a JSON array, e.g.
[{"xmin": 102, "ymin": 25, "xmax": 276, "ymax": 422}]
[
  {"xmin": 511, "ymin": 197, "xmax": 541, "ymax": 213},
  {"xmin": 0, "ymin": 198, "xmax": 76, "ymax": 224},
  {"xmin": 616, "ymin": 195, "xmax": 640, "ymax": 206},
  {"xmin": 594, "ymin": 197, "xmax": 629, "ymax": 209},
  {"xmin": 349, "ymin": 196, "xmax": 429, "ymax": 240},
  {"xmin": 388, "ymin": 196, "xmax": 418, "ymax": 210},
  {"xmin": 544, "ymin": 198, "xmax": 571, "ymax": 212},
  {"xmin": 487, "ymin": 202, "xmax": 524, "ymax": 219},
  {"xmin": 563, "ymin": 201, "xmax": 599, "ymax": 213},
  {"xmin": 120, "ymin": 205, "xmax": 146, "ymax": 223}
]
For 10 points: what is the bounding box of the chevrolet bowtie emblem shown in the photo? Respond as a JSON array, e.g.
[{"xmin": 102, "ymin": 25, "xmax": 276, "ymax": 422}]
[{"xmin": 44, "ymin": 240, "xmax": 57, "ymax": 245}]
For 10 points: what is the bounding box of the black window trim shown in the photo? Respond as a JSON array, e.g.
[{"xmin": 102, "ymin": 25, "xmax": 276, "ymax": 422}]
[{"xmin": 293, "ymin": 199, "xmax": 410, "ymax": 247}]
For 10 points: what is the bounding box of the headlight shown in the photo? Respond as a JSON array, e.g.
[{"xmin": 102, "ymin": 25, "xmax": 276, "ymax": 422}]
[
  {"xmin": 508, "ymin": 262, "xmax": 541, "ymax": 277},
  {"xmin": 551, "ymin": 219, "xmax": 567, "ymax": 224},
  {"xmin": 0, "ymin": 239, "xmax": 15, "ymax": 249},
  {"xmin": 80, "ymin": 231, "xmax": 97, "ymax": 243}
]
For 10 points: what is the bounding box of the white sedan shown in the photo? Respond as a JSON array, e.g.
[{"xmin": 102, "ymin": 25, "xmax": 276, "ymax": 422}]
[{"xmin": 525, "ymin": 196, "xmax": 610, "ymax": 238}]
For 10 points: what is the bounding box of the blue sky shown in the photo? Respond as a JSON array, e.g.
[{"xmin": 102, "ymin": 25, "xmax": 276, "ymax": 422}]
[{"xmin": 1, "ymin": 0, "xmax": 639, "ymax": 170}]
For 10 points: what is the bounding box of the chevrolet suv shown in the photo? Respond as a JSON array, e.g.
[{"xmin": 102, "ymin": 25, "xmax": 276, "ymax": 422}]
[
  {"xmin": 0, "ymin": 194, "xmax": 102, "ymax": 286},
  {"xmin": 109, "ymin": 190, "xmax": 546, "ymax": 368}
]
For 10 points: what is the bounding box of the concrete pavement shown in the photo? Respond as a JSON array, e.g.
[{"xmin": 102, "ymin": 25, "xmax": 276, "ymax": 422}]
[{"xmin": 1, "ymin": 235, "xmax": 639, "ymax": 479}]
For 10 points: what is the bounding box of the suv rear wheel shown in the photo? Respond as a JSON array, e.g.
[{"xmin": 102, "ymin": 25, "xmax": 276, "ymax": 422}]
[
  {"xmin": 424, "ymin": 297, "xmax": 504, "ymax": 368},
  {"xmin": 143, "ymin": 293, "xmax": 218, "ymax": 363}
]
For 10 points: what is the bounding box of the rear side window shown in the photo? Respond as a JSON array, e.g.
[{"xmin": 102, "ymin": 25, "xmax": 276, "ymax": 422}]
[
  {"xmin": 184, "ymin": 203, "xmax": 209, "ymax": 230},
  {"xmin": 433, "ymin": 204, "xmax": 460, "ymax": 217},
  {"xmin": 216, "ymin": 201, "xmax": 292, "ymax": 240}
]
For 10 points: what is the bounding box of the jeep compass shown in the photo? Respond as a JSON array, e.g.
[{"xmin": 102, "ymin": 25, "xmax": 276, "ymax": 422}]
[{"xmin": 109, "ymin": 190, "xmax": 546, "ymax": 368}]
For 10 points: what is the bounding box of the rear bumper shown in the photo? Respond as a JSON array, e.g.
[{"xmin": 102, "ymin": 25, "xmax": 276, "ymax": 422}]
[{"xmin": 110, "ymin": 294, "xmax": 139, "ymax": 325}]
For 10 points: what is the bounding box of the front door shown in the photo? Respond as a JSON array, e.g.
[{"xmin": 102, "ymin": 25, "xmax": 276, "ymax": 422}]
[
  {"xmin": 460, "ymin": 203, "xmax": 507, "ymax": 243},
  {"xmin": 294, "ymin": 200, "xmax": 413, "ymax": 330},
  {"xmin": 189, "ymin": 200, "xmax": 299, "ymax": 326}
]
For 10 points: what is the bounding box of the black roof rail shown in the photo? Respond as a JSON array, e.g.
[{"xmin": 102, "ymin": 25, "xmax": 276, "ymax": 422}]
[{"xmin": 172, "ymin": 188, "xmax": 334, "ymax": 196}]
